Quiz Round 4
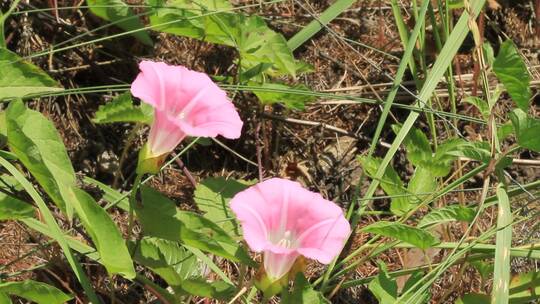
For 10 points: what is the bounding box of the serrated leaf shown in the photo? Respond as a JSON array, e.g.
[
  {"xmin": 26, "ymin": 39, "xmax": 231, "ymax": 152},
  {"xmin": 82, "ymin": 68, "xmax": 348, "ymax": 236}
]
[
  {"xmin": 86, "ymin": 0, "xmax": 153, "ymax": 46},
  {"xmin": 509, "ymin": 109, "xmax": 540, "ymax": 152},
  {"xmin": 446, "ymin": 141, "xmax": 491, "ymax": 163},
  {"xmin": 368, "ymin": 261, "xmax": 398, "ymax": 304},
  {"xmin": 493, "ymin": 40, "xmax": 531, "ymax": 111},
  {"xmin": 193, "ymin": 177, "xmax": 253, "ymax": 238},
  {"xmin": 282, "ymin": 273, "xmax": 330, "ymax": 304},
  {"xmin": 136, "ymin": 186, "xmax": 255, "ymax": 266},
  {"xmin": 463, "ymin": 96, "xmax": 490, "ymax": 120},
  {"xmin": 392, "ymin": 125, "xmax": 432, "ymax": 167},
  {"xmin": 359, "ymin": 156, "xmax": 409, "ymax": 215},
  {"xmin": 407, "ymin": 167, "xmax": 437, "ymax": 205},
  {"xmin": 429, "ymin": 138, "xmax": 466, "ymax": 177},
  {"xmin": 0, "ymin": 280, "xmax": 72, "ymax": 304},
  {"xmin": 147, "ymin": 0, "xmax": 302, "ymax": 77},
  {"xmin": 418, "ymin": 205, "xmax": 476, "ymax": 228},
  {"xmin": 251, "ymin": 82, "xmax": 315, "ymax": 110},
  {"xmin": 93, "ymin": 92, "xmax": 153, "ymax": 124},
  {"xmin": 362, "ymin": 221, "xmax": 440, "ymax": 250},
  {"xmin": 0, "ymin": 48, "xmax": 63, "ymax": 101},
  {"xmin": 6, "ymin": 100, "xmax": 76, "ymax": 216}
]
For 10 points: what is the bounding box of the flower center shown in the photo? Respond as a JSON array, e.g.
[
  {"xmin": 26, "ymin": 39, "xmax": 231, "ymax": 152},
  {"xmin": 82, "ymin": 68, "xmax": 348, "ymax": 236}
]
[{"xmin": 274, "ymin": 230, "xmax": 297, "ymax": 249}]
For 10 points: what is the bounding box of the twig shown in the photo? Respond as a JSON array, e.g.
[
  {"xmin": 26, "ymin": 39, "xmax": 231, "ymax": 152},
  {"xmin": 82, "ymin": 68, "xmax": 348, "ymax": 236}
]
[
  {"xmin": 227, "ymin": 287, "xmax": 248, "ymax": 304},
  {"xmin": 172, "ymin": 152, "xmax": 197, "ymax": 188},
  {"xmin": 212, "ymin": 138, "xmax": 258, "ymax": 167},
  {"xmin": 255, "ymin": 120, "xmax": 264, "ymax": 181},
  {"xmin": 262, "ymin": 112, "xmax": 392, "ymax": 148}
]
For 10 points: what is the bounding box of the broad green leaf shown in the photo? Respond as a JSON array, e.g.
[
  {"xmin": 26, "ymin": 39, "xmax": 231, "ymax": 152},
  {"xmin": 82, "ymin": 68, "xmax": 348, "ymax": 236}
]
[
  {"xmin": 0, "ymin": 174, "xmax": 34, "ymax": 220},
  {"xmin": 0, "ymin": 193, "xmax": 34, "ymax": 220},
  {"xmin": 463, "ymin": 96, "xmax": 489, "ymax": 120},
  {"xmin": 147, "ymin": 0, "xmax": 301, "ymax": 77},
  {"xmin": 359, "ymin": 156, "xmax": 409, "ymax": 215},
  {"xmin": 136, "ymin": 186, "xmax": 255, "ymax": 266},
  {"xmin": 418, "ymin": 205, "xmax": 476, "ymax": 228},
  {"xmin": 509, "ymin": 109, "xmax": 540, "ymax": 152},
  {"xmin": 456, "ymin": 293, "xmax": 490, "ymax": 304},
  {"xmin": 492, "ymin": 185, "xmax": 512, "ymax": 304},
  {"xmin": 509, "ymin": 271, "xmax": 540, "ymax": 303},
  {"xmin": 0, "ymin": 280, "xmax": 72, "ymax": 304},
  {"xmin": 68, "ymin": 187, "xmax": 136, "ymax": 278},
  {"xmin": 429, "ymin": 138, "xmax": 466, "ymax": 177},
  {"xmin": 133, "ymin": 237, "xmax": 199, "ymax": 285},
  {"xmin": 251, "ymin": 82, "xmax": 315, "ymax": 110},
  {"xmin": 447, "ymin": 141, "xmax": 491, "ymax": 163},
  {"xmin": 6, "ymin": 100, "xmax": 75, "ymax": 216},
  {"xmin": 132, "ymin": 237, "xmax": 234, "ymax": 300},
  {"xmin": 362, "ymin": 221, "xmax": 440, "ymax": 250},
  {"xmin": 86, "ymin": 0, "xmax": 153, "ymax": 46},
  {"xmin": 180, "ymin": 279, "xmax": 235, "ymax": 300},
  {"xmin": 497, "ymin": 121, "xmax": 514, "ymax": 142},
  {"xmin": 483, "ymin": 42, "xmax": 495, "ymax": 67},
  {"xmin": 0, "ymin": 48, "xmax": 63, "ymax": 100},
  {"xmin": 193, "ymin": 177, "xmax": 253, "ymax": 238},
  {"xmin": 146, "ymin": 0, "xmax": 231, "ymax": 42},
  {"xmin": 236, "ymin": 15, "xmax": 298, "ymax": 77},
  {"xmin": 368, "ymin": 262, "xmax": 397, "ymax": 304},
  {"xmin": 493, "ymin": 40, "xmax": 531, "ymax": 111},
  {"xmin": 0, "ymin": 158, "xmax": 100, "ymax": 303},
  {"xmin": 282, "ymin": 273, "xmax": 330, "ymax": 304},
  {"xmin": 93, "ymin": 92, "xmax": 153, "ymax": 124},
  {"xmin": 0, "ymin": 293, "xmax": 10, "ymax": 304},
  {"xmin": 407, "ymin": 167, "xmax": 437, "ymax": 205}
]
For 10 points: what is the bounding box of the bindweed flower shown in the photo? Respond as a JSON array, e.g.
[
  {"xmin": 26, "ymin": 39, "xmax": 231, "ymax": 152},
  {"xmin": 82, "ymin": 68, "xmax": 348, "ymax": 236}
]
[
  {"xmin": 130, "ymin": 61, "xmax": 243, "ymax": 173},
  {"xmin": 230, "ymin": 178, "xmax": 351, "ymax": 282}
]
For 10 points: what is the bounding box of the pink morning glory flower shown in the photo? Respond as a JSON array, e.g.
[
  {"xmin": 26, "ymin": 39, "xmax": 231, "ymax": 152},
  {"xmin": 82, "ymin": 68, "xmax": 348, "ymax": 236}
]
[
  {"xmin": 230, "ymin": 178, "xmax": 351, "ymax": 281},
  {"xmin": 130, "ymin": 61, "xmax": 243, "ymax": 158}
]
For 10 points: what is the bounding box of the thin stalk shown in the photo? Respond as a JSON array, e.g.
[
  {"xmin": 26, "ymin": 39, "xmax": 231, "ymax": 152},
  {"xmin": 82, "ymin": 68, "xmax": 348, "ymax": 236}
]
[
  {"xmin": 126, "ymin": 174, "xmax": 143, "ymax": 244},
  {"xmin": 0, "ymin": 0, "xmax": 23, "ymax": 47}
]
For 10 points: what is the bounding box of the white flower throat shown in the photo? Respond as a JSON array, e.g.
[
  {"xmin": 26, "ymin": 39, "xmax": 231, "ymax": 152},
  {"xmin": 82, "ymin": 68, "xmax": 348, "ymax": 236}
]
[{"xmin": 275, "ymin": 230, "xmax": 297, "ymax": 249}]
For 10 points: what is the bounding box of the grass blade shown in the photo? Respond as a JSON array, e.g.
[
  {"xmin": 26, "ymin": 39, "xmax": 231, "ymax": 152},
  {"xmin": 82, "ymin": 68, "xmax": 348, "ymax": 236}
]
[
  {"xmin": 287, "ymin": 0, "xmax": 357, "ymax": 51},
  {"xmin": 492, "ymin": 184, "xmax": 512, "ymax": 304},
  {"xmin": 357, "ymin": 0, "xmax": 486, "ymax": 216},
  {"xmin": 0, "ymin": 156, "xmax": 101, "ymax": 303}
]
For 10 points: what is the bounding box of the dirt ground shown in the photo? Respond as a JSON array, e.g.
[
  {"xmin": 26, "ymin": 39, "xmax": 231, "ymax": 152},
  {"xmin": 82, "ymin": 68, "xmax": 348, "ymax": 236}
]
[{"xmin": 0, "ymin": 0, "xmax": 539, "ymax": 303}]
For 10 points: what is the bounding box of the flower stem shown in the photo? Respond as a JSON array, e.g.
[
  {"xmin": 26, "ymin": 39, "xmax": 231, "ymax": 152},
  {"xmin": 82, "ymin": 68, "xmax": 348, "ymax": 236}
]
[{"xmin": 126, "ymin": 174, "xmax": 143, "ymax": 243}]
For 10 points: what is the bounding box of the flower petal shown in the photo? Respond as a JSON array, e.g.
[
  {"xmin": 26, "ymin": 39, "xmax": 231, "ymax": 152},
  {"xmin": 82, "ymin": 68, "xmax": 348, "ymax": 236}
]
[
  {"xmin": 131, "ymin": 61, "xmax": 188, "ymax": 112},
  {"xmin": 131, "ymin": 60, "xmax": 243, "ymax": 140},
  {"xmin": 179, "ymin": 87, "xmax": 243, "ymax": 139},
  {"xmin": 147, "ymin": 110, "xmax": 187, "ymax": 156},
  {"xmin": 296, "ymin": 214, "xmax": 351, "ymax": 264},
  {"xmin": 230, "ymin": 178, "xmax": 350, "ymax": 265},
  {"xmin": 263, "ymin": 250, "xmax": 299, "ymax": 281}
]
